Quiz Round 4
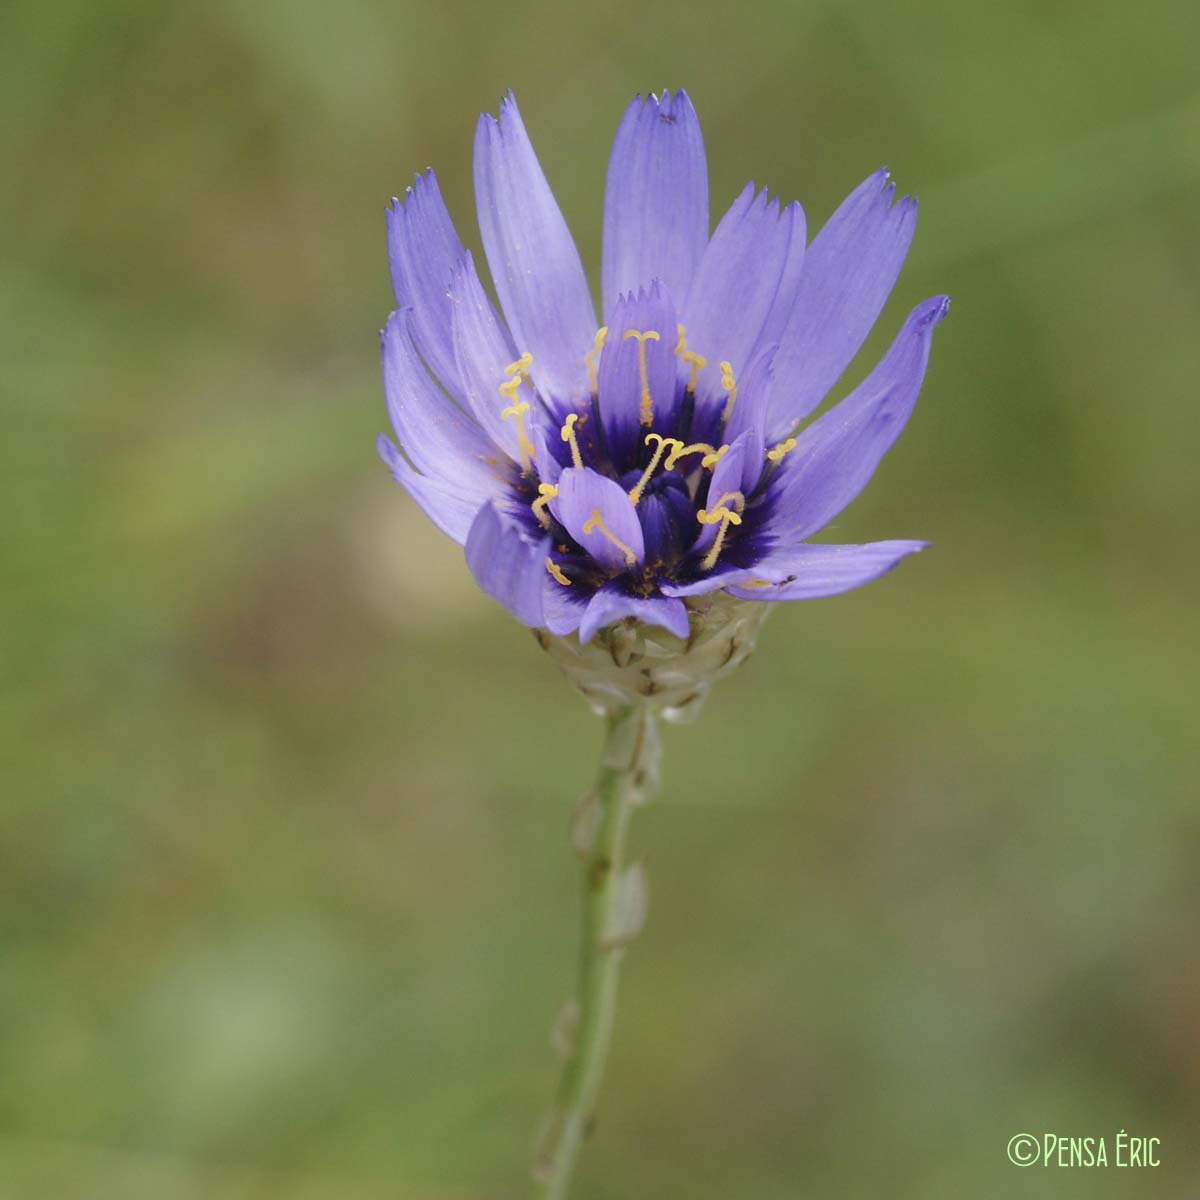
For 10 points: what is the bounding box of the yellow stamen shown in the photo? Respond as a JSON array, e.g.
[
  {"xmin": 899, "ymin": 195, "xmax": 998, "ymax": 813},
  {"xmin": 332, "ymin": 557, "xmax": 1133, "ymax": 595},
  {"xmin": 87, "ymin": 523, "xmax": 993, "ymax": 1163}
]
[
  {"xmin": 545, "ymin": 557, "xmax": 571, "ymax": 586},
  {"xmin": 766, "ymin": 436, "xmax": 797, "ymax": 464},
  {"xmin": 622, "ymin": 329, "xmax": 661, "ymax": 426},
  {"xmin": 700, "ymin": 444, "xmax": 729, "ymax": 470},
  {"xmin": 664, "ymin": 441, "xmax": 718, "ymax": 471},
  {"xmin": 740, "ymin": 579, "xmax": 773, "ymax": 589},
  {"xmin": 585, "ymin": 327, "xmax": 608, "ymax": 394},
  {"xmin": 504, "ymin": 351, "xmax": 534, "ymax": 379},
  {"xmin": 499, "ymin": 354, "xmax": 537, "ymax": 471},
  {"xmin": 697, "ymin": 492, "xmax": 745, "ymax": 523},
  {"xmin": 674, "ymin": 324, "xmax": 707, "ymax": 392},
  {"xmin": 719, "ymin": 360, "xmax": 737, "ymax": 423},
  {"xmin": 696, "ymin": 491, "xmax": 745, "ymax": 571},
  {"xmin": 531, "ymin": 482, "xmax": 558, "ymax": 529},
  {"xmin": 560, "ymin": 413, "xmax": 584, "ymax": 469},
  {"xmin": 681, "ymin": 350, "xmax": 707, "ymax": 393},
  {"xmin": 499, "ymin": 387, "xmax": 535, "ymax": 472},
  {"xmin": 582, "ymin": 509, "xmax": 637, "ymax": 567},
  {"xmin": 627, "ymin": 432, "xmax": 682, "ymax": 506}
]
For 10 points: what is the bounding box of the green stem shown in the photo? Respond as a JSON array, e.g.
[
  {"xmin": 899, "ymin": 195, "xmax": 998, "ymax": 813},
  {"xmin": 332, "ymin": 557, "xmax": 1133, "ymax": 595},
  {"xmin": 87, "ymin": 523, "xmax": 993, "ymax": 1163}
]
[{"xmin": 534, "ymin": 705, "xmax": 660, "ymax": 1200}]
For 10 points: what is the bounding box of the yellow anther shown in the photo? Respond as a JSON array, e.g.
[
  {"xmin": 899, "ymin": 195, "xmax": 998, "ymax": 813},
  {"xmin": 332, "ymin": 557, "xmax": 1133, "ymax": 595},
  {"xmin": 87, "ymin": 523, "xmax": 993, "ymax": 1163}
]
[
  {"xmin": 499, "ymin": 371, "xmax": 536, "ymax": 472},
  {"xmin": 622, "ymin": 329, "xmax": 661, "ymax": 426},
  {"xmin": 696, "ymin": 491, "xmax": 745, "ymax": 571},
  {"xmin": 582, "ymin": 509, "xmax": 638, "ymax": 567},
  {"xmin": 696, "ymin": 493, "xmax": 745, "ymax": 526},
  {"xmin": 740, "ymin": 579, "xmax": 772, "ymax": 589},
  {"xmin": 627, "ymin": 432, "xmax": 682, "ymax": 506},
  {"xmin": 766, "ymin": 436, "xmax": 797, "ymax": 464},
  {"xmin": 530, "ymin": 482, "xmax": 558, "ymax": 529},
  {"xmin": 719, "ymin": 360, "xmax": 737, "ymax": 423},
  {"xmin": 560, "ymin": 412, "xmax": 584, "ymax": 469},
  {"xmin": 585, "ymin": 327, "xmax": 608, "ymax": 394},
  {"xmin": 700, "ymin": 444, "xmax": 730, "ymax": 470},
  {"xmin": 504, "ymin": 351, "xmax": 534, "ymax": 379},
  {"xmin": 545, "ymin": 557, "xmax": 571, "ymax": 586},
  {"xmin": 674, "ymin": 323, "xmax": 708, "ymax": 391},
  {"xmin": 664, "ymin": 441, "xmax": 718, "ymax": 471},
  {"xmin": 680, "ymin": 349, "xmax": 708, "ymax": 394}
]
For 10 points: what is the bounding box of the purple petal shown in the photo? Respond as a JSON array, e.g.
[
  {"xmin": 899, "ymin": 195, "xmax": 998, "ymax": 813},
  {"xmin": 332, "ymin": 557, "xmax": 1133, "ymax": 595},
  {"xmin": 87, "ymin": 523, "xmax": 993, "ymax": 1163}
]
[
  {"xmin": 725, "ymin": 540, "xmax": 927, "ymax": 601},
  {"xmin": 386, "ymin": 171, "xmax": 471, "ymax": 395},
  {"xmin": 549, "ymin": 467, "xmax": 645, "ymax": 571},
  {"xmin": 719, "ymin": 343, "xmax": 773, "ymax": 487},
  {"xmin": 474, "ymin": 92, "xmax": 597, "ymax": 415},
  {"xmin": 528, "ymin": 421, "xmax": 563, "ymax": 485},
  {"xmin": 543, "ymin": 574, "xmax": 587, "ymax": 635},
  {"xmin": 448, "ymin": 252, "xmax": 532, "ymax": 460},
  {"xmin": 754, "ymin": 205, "xmax": 806, "ymax": 352},
  {"xmin": 376, "ymin": 434, "xmax": 480, "ymax": 545},
  {"xmin": 602, "ymin": 90, "xmax": 708, "ymax": 319},
  {"xmin": 660, "ymin": 563, "xmax": 756, "ymax": 598},
  {"xmin": 768, "ymin": 296, "xmax": 949, "ymax": 540},
  {"xmin": 464, "ymin": 500, "xmax": 548, "ymax": 627},
  {"xmin": 382, "ymin": 310, "xmax": 506, "ymax": 502},
  {"xmin": 766, "ymin": 170, "xmax": 918, "ymax": 441},
  {"xmin": 681, "ymin": 186, "xmax": 804, "ymax": 417},
  {"xmin": 597, "ymin": 282, "xmax": 679, "ymax": 459},
  {"xmin": 579, "ymin": 584, "xmax": 690, "ymax": 644},
  {"xmin": 693, "ymin": 431, "xmax": 755, "ymax": 556}
]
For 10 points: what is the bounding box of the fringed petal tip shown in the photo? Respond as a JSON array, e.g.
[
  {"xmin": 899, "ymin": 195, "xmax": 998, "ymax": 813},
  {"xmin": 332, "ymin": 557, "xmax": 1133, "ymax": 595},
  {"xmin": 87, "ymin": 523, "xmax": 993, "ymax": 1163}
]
[
  {"xmin": 922, "ymin": 294, "xmax": 951, "ymax": 325},
  {"xmin": 474, "ymin": 87, "xmax": 596, "ymax": 411}
]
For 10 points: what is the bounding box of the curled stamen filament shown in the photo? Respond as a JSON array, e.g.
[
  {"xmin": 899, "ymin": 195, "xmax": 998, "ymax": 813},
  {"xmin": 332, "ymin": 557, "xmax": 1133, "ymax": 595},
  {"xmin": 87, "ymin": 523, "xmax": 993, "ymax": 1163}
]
[
  {"xmin": 505, "ymin": 351, "xmax": 534, "ymax": 380},
  {"xmin": 545, "ymin": 557, "xmax": 571, "ymax": 586},
  {"xmin": 500, "ymin": 353, "xmax": 537, "ymax": 471},
  {"xmin": 560, "ymin": 413, "xmax": 584, "ymax": 469},
  {"xmin": 766, "ymin": 436, "xmax": 797, "ymax": 464},
  {"xmin": 664, "ymin": 441, "xmax": 718, "ymax": 472},
  {"xmin": 681, "ymin": 350, "xmax": 707, "ymax": 393},
  {"xmin": 585, "ymin": 327, "xmax": 608, "ymax": 395},
  {"xmin": 582, "ymin": 509, "xmax": 638, "ymax": 567},
  {"xmin": 696, "ymin": 490, "xmax": 745, "ymax": 571},
  {"xmin": 499, "ymin": 379, "xmax": 535, "ymax": 472},
  {"xmin": 700, "ymin": 444, "xmax": 729, "ymax": 470},
  {"xmin": 719, "ymin": 360, "xmax": 737, "ymax": 423},
  {"xmin": 531, "ymin": 483, "xmax": 558, "ymax": 528},
  {"xmin": 674, "ymin": 323, "xmax": 707, "ymax": 392},
  {"xmin": 622, "ymin": 329, "xmax": 661, "ymax": 426},
  {"xmin": 628, "ymin": 433, "xmax": 681, "ymax": 506}
]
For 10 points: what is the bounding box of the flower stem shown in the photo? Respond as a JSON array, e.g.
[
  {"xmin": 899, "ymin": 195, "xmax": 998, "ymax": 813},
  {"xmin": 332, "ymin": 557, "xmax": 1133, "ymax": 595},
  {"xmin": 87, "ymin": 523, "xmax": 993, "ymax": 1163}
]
[{"xmin": 533, "ymin": 704, "xmax": 660, "ymax": 1200}]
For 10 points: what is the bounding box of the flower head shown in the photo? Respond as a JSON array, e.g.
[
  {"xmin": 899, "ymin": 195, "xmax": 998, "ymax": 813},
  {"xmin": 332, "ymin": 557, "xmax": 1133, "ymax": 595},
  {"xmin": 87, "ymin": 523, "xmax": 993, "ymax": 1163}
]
[{"xmin": 379, "ymin": 90, "xmax": 948, "ymax": 646}]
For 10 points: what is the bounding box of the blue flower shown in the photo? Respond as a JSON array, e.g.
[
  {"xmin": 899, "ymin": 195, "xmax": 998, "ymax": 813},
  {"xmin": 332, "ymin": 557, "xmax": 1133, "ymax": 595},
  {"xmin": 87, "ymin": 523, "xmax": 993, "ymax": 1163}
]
[{"xmin": 379, "ymin": 90, "xmax": 948, "ymax": 644}]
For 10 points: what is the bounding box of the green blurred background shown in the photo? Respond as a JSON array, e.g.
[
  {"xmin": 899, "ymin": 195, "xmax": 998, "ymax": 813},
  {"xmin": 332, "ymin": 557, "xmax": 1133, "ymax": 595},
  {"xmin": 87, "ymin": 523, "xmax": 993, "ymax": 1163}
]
[{"xmin": 3, "ymin": 0, "xmax": 1197, "ymax": 1196}]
